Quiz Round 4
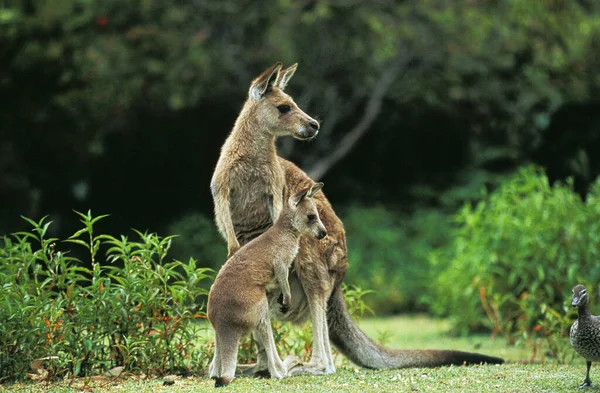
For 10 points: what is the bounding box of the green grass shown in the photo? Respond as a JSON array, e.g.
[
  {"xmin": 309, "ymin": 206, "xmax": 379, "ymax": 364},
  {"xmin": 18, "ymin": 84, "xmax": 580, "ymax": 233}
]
[
  {"xmin": 2, "ymin": 315, "xmax": 589, "ymax": 393},
  {"xmin": 356, "ymin": 315, "xmax": 530, "ymax": 362}
]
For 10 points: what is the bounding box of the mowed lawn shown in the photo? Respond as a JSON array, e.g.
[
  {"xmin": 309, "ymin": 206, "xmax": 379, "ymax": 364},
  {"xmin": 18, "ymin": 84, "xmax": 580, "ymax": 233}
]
[{"xmin": 3, "ymin": 315, "xmax": 588, "ymax": 393}]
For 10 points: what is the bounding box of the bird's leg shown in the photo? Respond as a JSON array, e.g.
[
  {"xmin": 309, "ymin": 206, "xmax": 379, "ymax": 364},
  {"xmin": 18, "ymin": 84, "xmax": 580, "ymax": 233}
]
[{"xmin": 580, "ymin": 361, "xmax": 593, "ymax": 389}]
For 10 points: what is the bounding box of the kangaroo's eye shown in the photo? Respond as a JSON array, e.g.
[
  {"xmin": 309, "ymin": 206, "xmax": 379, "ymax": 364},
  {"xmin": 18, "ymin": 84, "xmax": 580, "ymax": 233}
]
[
  {"xmin": 307, "ymin": 214, "xmax": 316, "ymax": 221},
  {"xmin": 277, "ymin": 104, "xmax": 291, "ymax": 114}
]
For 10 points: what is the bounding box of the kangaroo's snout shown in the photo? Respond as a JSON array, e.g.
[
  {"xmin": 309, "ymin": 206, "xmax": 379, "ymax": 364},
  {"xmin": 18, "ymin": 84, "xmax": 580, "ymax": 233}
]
[
  {"xmin": 295, "ymin": 119, "xmax": 320, "ymax": 140},
  {"xmin": 297, "ymin": 128, "xmax": 318, "ymax": 140},
  {"xmin": 316, "ymin": 229, "xmax": 327, "ymax": 240}
]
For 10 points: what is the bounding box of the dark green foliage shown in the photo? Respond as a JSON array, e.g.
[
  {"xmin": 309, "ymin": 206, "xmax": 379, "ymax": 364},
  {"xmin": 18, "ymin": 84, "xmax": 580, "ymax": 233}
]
[
  {"xmin": 0, "ymin": 211, "xmax": 213, "ymax": 382},
  {"xmin": 343, "ymin": 205, "xmax": 452, "ymax": 314},
  {"xmin": 167, "ymin": 213, "xmax": 226, "ymax": 274},
  {"xmin": 428, "ymin": 166, "xmax": 600, "ymax": 360},
  {"xmin": 2, "ymin": 1, "xmax": 600, "ymax": 237}
]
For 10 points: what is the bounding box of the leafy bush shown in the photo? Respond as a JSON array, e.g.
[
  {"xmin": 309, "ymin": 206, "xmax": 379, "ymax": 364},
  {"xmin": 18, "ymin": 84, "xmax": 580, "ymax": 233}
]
[
  {"xmin": 342, "ymin": 205, "xmax": 452, "ymax": 314},
  {"xmin": 0, "ymin": 210, "xmax": 380, "ymax": 382},
  {"xmin": 428, "ymin": 166, "xmax": 600, "ymax": 360},
  {"xmin": 0, "ymin": 211, "xmax": 213, "ymax": 382}
]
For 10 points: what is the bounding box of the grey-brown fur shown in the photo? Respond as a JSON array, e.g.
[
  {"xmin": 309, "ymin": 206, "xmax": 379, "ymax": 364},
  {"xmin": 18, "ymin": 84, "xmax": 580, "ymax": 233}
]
[
  {"xmin": 210, "ymin": 62, "xmax": 504, "ymax": 376},
  {"xmin": 570, "ymin": 284, "xmax": 600, "ymax": 388},
  {"xmin": 207, "ymin": 183, "xmax": 327, "ymax": 387},
  {"xmin": 211, "ymin": 62, "xmax": 320, "ymax": 260}
]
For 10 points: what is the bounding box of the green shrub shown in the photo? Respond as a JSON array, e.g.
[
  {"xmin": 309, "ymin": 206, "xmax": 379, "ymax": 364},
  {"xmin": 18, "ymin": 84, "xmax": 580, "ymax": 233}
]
[
  {"xmin": 0, "ymin": 210, "xmax": 380, "ymax": 382},
  {"xmin": 0, "ymin": 211, "xmax": 213, "ymax": 382},
  {"xmin": 342, "ymin": 205, "xmax": 452, "ymax": 314},
  {"xmin": 428, "ymin": 166, "xmax": 600, "ymax": 361}
]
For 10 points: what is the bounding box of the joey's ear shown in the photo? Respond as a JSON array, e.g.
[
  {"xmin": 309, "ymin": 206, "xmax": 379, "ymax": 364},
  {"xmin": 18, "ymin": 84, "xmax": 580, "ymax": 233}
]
[
  {"xmin": 249, "ymin": 62, "xmax": 282, "ymax": 100},
  {"xmin": 289, "ymin": 187, "xmax": 310, "ymax": 207},
  {"xmin": 278, "ymin": 63, "xmax": 298, "ymax": 90},
  {"xmin": 307, "ymin": 182, "xmax": 324, "ymax": 198}
]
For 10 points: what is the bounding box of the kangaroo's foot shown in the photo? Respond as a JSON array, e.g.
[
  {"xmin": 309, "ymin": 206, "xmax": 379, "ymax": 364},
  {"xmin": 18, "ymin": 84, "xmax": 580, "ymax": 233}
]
[
  {"xmin": 283, "ymin": 354, "xmax": 302, "ymax": 372},
  {"xmin": 268, "ymin": 366, "xmax": 285, "ymax": 380},
  {"xmin": 288, "ymin": 359, "xmax": 335, "ymax": 376},
  {"xmin": 237, "ymin": 363, "xmax": 270, "ymax": 378},
  {"xmin": 214, "ymin": 376, "xmax": 233, "ymax": 387}
]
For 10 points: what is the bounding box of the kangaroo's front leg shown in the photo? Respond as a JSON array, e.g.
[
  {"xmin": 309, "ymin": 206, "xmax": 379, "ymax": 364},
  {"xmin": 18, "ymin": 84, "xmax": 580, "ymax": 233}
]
[
  {"xmin": 273, "ymin": 261, "xmax": 291, "ymax": 313},
  {"xmin": 254, "ymin": 305, "xmax": 287, "ymax": 380},
  {"xmin": 267, "ymin": 185, "xmax": 284, "ymax": 224},
  {"xmin": 211, "ymin": 180, "xmax": 241, "ymax": 258}
]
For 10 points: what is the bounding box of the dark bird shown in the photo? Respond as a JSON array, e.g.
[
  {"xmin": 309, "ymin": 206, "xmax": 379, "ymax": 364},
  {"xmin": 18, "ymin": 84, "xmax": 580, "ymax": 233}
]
[{"xmin": 570, "ymin": 284, "xmax": 600, "ymax": 388}]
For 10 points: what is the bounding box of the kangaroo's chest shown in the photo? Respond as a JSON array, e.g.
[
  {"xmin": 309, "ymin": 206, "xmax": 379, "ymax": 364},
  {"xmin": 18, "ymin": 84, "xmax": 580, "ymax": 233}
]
[{"xmin": 229, "ymin": 162, "xmax": 284, "ymax": 243}]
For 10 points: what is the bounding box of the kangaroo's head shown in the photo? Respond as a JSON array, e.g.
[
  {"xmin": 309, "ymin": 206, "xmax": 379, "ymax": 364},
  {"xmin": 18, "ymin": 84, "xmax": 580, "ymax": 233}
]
[
  {"xmin": 287, "ymin": 182, "xmax": 327, "ymax": 240},
  {"xmin": 247, "ymin": 62, "xmax": 320, "ymax": 140},
  {"xmin": 572, "ymin": 284, "xmax": 589, "ymax": 308}
]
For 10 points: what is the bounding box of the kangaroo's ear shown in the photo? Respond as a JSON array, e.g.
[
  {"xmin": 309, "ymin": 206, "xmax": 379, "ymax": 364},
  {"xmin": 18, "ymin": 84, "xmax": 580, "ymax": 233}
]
[
  {"xmin": 289, "ymin": 187, "xmax": 310, "ymax": 207},
  {"xmin": 307, "ymin": 182, "xmax": 324, "ymax": 198},
  {"xmin": 250, "ymin": 62, "xmax": 282, "ymax": 100},
  {"xmin": 278, "ymin": 63, "xmax": 298, "ymax": 90}
]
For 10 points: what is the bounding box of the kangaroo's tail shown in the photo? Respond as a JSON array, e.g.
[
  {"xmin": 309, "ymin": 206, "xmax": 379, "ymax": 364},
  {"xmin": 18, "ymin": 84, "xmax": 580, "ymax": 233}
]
[{"xmin": 327, "ymin": 286, "xmax": 505, "ymax": 368}]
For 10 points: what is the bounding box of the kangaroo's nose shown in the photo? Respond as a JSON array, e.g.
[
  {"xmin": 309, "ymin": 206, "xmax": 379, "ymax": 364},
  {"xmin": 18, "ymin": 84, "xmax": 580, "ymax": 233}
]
[{"xmin": 309, "ymin": 121, "xmax": 319, "ymax": 131}]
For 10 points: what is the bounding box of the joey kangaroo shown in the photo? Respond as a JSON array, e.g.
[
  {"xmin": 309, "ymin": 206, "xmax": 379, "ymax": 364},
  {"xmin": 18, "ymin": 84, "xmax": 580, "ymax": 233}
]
[
  {"xmin": 210, "ymin": 62, "xmax": 504, "ymax": 376},
  {"xmin": 207, "ymin": 182, "xmax": 327, "ymax": 387}
]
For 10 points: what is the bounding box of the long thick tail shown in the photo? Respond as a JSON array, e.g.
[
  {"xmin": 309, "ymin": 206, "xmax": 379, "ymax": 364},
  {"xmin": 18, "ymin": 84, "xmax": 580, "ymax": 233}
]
[{"xmin": 327, "ymin": 286, "xmax": 504, "ymax": 368}]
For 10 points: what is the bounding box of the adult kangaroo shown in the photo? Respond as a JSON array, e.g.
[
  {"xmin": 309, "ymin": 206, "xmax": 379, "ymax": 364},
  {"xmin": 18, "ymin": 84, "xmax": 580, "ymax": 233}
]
[{"xmin": 210, "ymin": 62, "xmax": 504, "ymax": 375}]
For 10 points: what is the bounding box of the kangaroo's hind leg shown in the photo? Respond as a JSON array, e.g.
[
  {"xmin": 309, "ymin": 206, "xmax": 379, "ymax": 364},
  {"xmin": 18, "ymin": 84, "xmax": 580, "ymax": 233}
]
[
  {"xmin": 212, "ymin": 328, "xmax": 240, "ymax": 387},
  {"xmin": 208, "ymin": 339, "xmax": 219, "ymax": 379},
  {"xmin": 253, "ymin": 300, "xmax": 287, "ymax": 379},
  {"xmin": 246, "ymin": 330, "xmax": 271, "ymax": 378}
]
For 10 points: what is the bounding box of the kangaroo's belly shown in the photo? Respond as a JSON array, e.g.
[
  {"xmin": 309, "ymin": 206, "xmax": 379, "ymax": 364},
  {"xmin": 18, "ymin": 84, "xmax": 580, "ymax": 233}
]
[{"xmin": 230, "ymin": 192, "xmax": 272, "ymax": 245}]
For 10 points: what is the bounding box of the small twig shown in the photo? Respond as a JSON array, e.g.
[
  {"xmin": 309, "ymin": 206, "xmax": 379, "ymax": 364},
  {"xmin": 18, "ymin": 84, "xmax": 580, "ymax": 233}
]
[{"xmin": 306, "ymin": 46, "xmax": 413, "ymax": 180}]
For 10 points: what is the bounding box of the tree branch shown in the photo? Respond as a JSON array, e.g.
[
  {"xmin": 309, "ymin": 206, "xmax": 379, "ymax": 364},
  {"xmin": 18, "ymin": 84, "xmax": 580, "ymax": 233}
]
[{"xmin": 306, "ymin": 48, "xmax": 413, "ymax": 181}]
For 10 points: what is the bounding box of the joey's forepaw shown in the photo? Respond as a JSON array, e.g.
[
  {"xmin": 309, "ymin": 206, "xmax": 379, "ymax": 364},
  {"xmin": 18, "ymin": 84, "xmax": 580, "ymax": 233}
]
[{"xmin": 277, "ymin": 293, "xmax": 290, "ymax": 313}]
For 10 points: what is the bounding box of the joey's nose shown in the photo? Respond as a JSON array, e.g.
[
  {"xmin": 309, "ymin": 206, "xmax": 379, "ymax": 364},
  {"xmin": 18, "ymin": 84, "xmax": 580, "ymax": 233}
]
[
  {"xmin": 317, "ymin": 230, "xmax": 327, "ymax": 240},
  {"xmin": 309, "ymin": 121, "xmax": 319, "ymax": 131}
]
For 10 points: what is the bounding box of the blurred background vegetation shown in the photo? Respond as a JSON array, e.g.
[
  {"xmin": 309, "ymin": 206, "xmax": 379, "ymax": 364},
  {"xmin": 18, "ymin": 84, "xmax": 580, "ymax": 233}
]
[{"xmin": 2, "ymin": 0, "xmax": 600, "ymax": 322}]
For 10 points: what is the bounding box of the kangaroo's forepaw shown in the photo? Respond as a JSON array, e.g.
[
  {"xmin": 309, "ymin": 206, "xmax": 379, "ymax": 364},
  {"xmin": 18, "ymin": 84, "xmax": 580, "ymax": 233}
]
[
  {"xmin": 227, "ymin": 245, "xmax": 240, "ymax": 259},
  {"xmin": 277, "ymin": 293, "xmax": 290, "ymax": 313}
]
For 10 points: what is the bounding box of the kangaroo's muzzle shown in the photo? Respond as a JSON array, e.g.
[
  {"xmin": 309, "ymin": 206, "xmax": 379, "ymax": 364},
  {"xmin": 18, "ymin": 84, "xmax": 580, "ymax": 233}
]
[{"xmin": 295, "ymin": 121, "xmax": 320, "ymax": 140}]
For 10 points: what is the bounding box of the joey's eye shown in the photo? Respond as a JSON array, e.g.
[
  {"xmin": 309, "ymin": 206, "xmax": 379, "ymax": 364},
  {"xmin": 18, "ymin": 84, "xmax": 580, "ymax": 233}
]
[
  {"xmin": 307, "ymin": 214, "xmax": 316, "ymax": 221},
  {"xmin": 277, "ymin": 104, "xmax": 291, "ymax": 114}
]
